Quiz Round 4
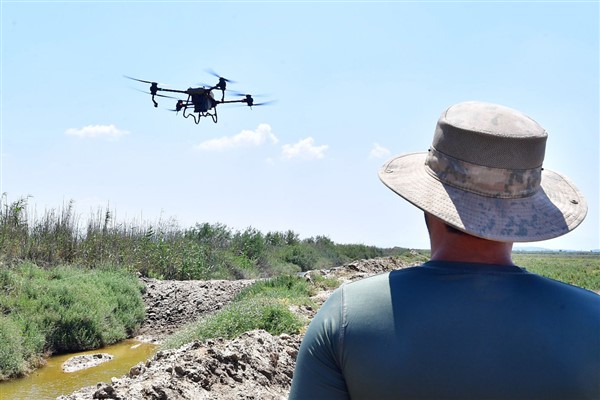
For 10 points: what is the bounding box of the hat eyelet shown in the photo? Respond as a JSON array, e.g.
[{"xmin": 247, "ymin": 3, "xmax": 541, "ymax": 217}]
[{"xmin": 570, "ymin": 199, "xmax": 579, "ymax": 204}]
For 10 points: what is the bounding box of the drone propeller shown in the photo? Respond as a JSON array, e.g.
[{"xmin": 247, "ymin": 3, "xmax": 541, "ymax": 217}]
[
  {"xmin": 124, "ymin": 75, "xmax": 155, "ymax": 84},
  {"xmin": 252, "ymin": 100, "xmax": 277, "ymax": 106},
  {"xmin": 229, "ymin": 92, "xmax": 275, "ymax": 107},
  {"xmin": 205, "ymin": 68, "xmax": 235, "ymax": 84},
  {"xmin": 230, "ymin": 96, "xmax": 276, "ymax": 107},
  {"xmin": 230, "ymin": 90, "xmax": 270, "ymax": 98},
  {"xmin": 124, "ymin": 75, "xmax": 173, "ymax": 88},
  {"xmin": 235, "ymin": 100, "xmax": 276, "ymax": 107},
  {"xmin": 124, "ymin": 75, "xmax": 169, "ymax": 87}
]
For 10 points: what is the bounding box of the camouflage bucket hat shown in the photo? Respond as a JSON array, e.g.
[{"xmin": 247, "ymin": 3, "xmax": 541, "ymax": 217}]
[{"xmin": 378, "ymin": 101, "xmax": 587, "ymax": 242}]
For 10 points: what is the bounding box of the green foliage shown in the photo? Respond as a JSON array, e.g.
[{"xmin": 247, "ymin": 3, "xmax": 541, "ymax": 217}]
[
  {"xmin": 235, "ymin": 275, "xmax": 314, "ymax": 301},
  {"xmin": 309, "ymin": 273, "xmax": 340, "ymax": 291},
  {"xmin": 162, "ymin": 275, "xmax": 320, "ymax": 350},
  {"xmin": 232, "ymin": 227, "xmax": 266, "ymax": 261},
  {"xmin": 0, "ymin": 264, "xmax": 145, "ymax": 379},
  {"xmin": 336, "ymin": 243, "xmax": 384, "ymax": 261},
  {"xmin": 163, "ymin": 298, "xmax": 303, "ymax": 349},
  {"xmin": 284, "ymin": 244, "xmax": 319, "ymax": 272},
  {"xmin": 0, "ymin": 197, "xmax": 411, "ymax": 280},
  {"xmin": 0, "ymin": 315, "xmax": 25, "ymax": 379}
]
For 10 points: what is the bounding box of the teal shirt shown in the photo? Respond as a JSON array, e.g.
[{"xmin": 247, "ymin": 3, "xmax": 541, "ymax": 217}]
[{"xmin": 289, "ymin": 261, "xmax": 600, "ymax": 399}]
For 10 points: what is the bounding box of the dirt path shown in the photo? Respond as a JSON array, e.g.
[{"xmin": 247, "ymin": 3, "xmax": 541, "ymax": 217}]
[{"xmin": 58, "ymin": 256, "xmax": 415, "ymax": 400}]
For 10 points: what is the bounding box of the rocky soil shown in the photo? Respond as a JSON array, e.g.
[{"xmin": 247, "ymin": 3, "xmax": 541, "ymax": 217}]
[
  {"xmin": 136, "ymin": 278, "xmax": 256, "ymax": 343},
  {"xmin": 58, "ymin": 256, "xmax": 417, "ymax": 400},
  {"xmin": 62, "ymin": 354, "xmax": 114, "ymax": 373}
]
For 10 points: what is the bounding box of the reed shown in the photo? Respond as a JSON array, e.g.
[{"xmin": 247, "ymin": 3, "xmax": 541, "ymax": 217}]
[{"xmin": 0, "ymin": 195, "xmax": 412, "ymax": 280}]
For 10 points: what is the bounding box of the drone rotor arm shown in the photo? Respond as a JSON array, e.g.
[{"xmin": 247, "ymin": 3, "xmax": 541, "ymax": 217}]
[
  {"xmin": 217, "ymin": 99, "xmax": 248, "ymax": 105},
  {"xmin": 156, "ymin": 87, "xmax": 188, "ymax": 95}
]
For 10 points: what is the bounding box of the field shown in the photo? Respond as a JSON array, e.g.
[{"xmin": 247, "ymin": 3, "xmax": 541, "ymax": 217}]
[{"xmin": 513, "ymin": 252, "xmax": 600, "ymax": 293}]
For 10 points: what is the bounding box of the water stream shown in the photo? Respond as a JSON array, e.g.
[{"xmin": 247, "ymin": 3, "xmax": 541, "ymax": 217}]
[{"xmin": 0, "ymin": 339, "xmax": 157, "ymax": 400}]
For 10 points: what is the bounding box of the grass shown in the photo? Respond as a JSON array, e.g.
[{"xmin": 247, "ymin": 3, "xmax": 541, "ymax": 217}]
[
  {"xmin": 513, "ymin": 252, "xmax": 600, "ymax": 292},
  {"xmin": 0, "ymin": 263, "xmax": 145, "ymax": 380},
  {"xmin": 161, "ymin": 274, "xmax": 333, "ymax": 350}
]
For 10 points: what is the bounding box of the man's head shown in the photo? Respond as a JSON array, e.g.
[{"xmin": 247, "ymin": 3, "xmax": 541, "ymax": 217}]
[{"xmin": 379, "ymin": 101, "xmax": 587, "ymax": 243}]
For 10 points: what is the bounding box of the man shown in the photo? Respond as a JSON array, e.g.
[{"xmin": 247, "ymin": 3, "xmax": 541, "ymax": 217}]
[{"xmin": 289, "ymin": 101, "xmax": 599, "ymax": 399}]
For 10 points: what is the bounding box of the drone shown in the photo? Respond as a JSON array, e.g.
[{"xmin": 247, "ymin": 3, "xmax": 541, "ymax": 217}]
[{"xmin": 125, "ymin": 70, "xmax": 271, "ymax": 124}]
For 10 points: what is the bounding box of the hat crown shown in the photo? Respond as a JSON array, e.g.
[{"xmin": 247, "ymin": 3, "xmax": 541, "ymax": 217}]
[
  {"xmin": 433, "ymin": 101, "xmax": 547, "ymax": 169},
  {"xmin": 378, "ymin": 100, "xmax": 587, "ymax": 242}
]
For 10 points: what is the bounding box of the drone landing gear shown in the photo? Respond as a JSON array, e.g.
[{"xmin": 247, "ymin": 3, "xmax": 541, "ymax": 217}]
[{"xmin": 182, "ymin": 108, "xmax": 218, "ymax": 124}]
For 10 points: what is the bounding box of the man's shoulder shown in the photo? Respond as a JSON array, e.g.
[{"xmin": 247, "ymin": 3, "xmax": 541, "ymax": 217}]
[
  {"xmin": 341, "ymin": 265, "xmax": 423, "ymax": 294},
  {"xmin": 529, "ymin": 272, "xmax": 600, "ymax": 303}
]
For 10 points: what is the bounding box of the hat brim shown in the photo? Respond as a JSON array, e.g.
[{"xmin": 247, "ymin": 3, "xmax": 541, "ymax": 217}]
[{"xmin": 379, "ymin": 152, "xmax": 587, "ymax": 242}]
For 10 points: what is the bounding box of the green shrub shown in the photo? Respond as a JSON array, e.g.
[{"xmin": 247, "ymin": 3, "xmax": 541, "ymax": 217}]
[
  {"xmin": 0, "ymin": 263, "xmax": 145, "ymax": 379},
  {"xmin": 0, "ymin": 315, "xmax": 25, "ymax": 379},
  {"xmin": 284, "ymin": 244, "xmax": 318, "ymax": 271}
]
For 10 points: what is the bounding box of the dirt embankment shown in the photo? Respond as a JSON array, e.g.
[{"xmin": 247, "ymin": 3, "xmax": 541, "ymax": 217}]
[{"xmin": 58, "ymin": 256, "xmax": 416, "ymax": 400}]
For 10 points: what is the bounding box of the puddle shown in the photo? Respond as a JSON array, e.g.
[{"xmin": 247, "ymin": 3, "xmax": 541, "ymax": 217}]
[{"xmin": 0, "ymin": 339, "xmax": 157, "ymax": 400}]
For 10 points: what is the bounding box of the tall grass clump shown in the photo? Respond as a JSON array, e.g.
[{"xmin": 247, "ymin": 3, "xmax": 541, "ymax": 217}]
[
  {"xmin": 0, "ymin": 263, "xmax": 145, "ymax": 379},
  {"xmin": 162, "ymin": 274, "xmax": 330, "ymax": 350}
]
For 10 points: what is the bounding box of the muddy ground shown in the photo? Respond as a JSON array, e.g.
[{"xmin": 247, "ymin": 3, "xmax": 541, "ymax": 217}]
[{"xmin": 58, "ymin": 256, "xmax": 417, "ymax": 400}]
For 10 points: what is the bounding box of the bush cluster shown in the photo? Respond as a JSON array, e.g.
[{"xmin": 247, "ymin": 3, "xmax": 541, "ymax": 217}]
[{"xmin": 0, "ymin": 263, "xmax": 145, "ymax": 380}]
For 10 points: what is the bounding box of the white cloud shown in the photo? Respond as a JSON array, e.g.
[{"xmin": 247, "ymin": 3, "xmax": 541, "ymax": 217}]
[
  {"xmin": 281, "ymin": 137, "xmax": 328, "ymax": 160},
  {"xmin": 369, "ymin": 143, "xmax": 391, "ymax": 159},
  {"xmin": 65, "ymin": 124, "xmax": 130, "ymax": 140},
  {"xmin": 195, "ymin": 123, "xmax": 278, "ymax": 151}
]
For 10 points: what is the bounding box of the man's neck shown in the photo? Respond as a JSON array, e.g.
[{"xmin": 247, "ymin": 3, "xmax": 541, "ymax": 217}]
[
  {"xmin": 430, "ymin": 241, "xmax": 514, "ymax": 265},
  {"xmin": 426, "ymin": 214, "xmax": 514, "ymax": 266}
]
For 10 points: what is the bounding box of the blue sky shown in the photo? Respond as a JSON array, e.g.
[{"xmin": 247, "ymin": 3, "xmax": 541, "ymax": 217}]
[{"xmin": 1, "ymin": 1, "xmax": 598, "ymax": 251}]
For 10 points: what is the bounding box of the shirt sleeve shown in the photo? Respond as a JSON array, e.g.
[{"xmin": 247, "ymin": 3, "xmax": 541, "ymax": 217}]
[{"xmin": 288, "ymin": 287, "xmax": 350, "ymax": 400}]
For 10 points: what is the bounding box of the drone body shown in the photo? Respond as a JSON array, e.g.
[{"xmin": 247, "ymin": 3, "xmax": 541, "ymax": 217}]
[{"xmin": 126, "ymin": 71, "xmax": 269, "ymax": 124}]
